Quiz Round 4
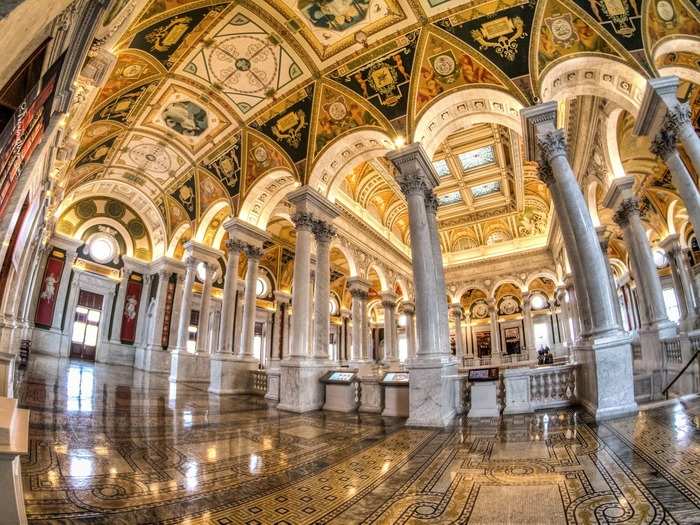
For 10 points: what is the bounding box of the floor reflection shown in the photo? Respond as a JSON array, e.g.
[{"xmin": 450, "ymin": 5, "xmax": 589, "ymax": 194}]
[{"xmin": 16, "ymin": 355, "xmax": 700, "ymax": 524}]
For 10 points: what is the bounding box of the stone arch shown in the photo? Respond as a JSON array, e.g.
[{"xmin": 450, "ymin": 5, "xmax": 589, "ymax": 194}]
[
  {"xmin": 539, "ymin": 56, "xmax": 647, "ymax": 118},
  {"xmin": 367, "ymin": 262, "xmax": 389, "ymax": 291},
  {"xmin": 307, "ymin": 129, "xmax": 395, "ymax": 200},
  {"xmin": 238, "ymin": 169, "xmax": 298, "ymax": 229},
  {"xmin": 194, "ymin": 200, "xmax": 231, "ymax": 243},
  {"xmin": 329, "ymin": 239, "xmax": 358, "ymax": 277},
  {"xmin": 453, "ymin": 283, "xmax": 490, "ymax": 303},
  {"xmin": 57, "ymin": 180, "xmax": 167, "ymax": 257},
  {"xmin": 412, "ymin": 86, "xmax": 524, "ymax": 159},
  {"xmin": 609, "ymin": 257, "xmax": 628, "ymax": 279},
  {"xmin": 489, "ymin": 277, "xmax": 524, "ymax": 299},
  {"xmin": 586, "ymin": 179, "xmax": 601, "ymax": 226},
  {"xmin": 393, "ymin": 275, "xmax": 410, "ymax": 301},
  {"xmin": 667, "ymin": 198, "xmax": 681, "ymax": 235},
  {"xmin": 652, "ymin": 38, "xmax": 700, "ymax": 85},
  {"xmin": 525, "ymin": 270, "xmax": 560, "ymax": 291},
  {"xmin": 604, "ymin": 107, "xmax": 627, "ymax": 180},
  {"xmin": 167, "ymin": 223, "xmax": 191, "ymax": 258},
  {"xmin": 74, "ymin": 217, "xmax": 135, "ymax": 258}
]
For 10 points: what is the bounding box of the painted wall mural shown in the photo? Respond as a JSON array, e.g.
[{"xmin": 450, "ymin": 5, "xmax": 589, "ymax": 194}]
[
  {"xmin": 34, "ymin": 249, "xmax": 66, "ymax": 328},
  {"xmin": 120, "ymin": 274, "xmax": 143, "ymax": 344},
  {"xmin": 162, "ymin": 100, "xmax": 208, "ymax": 136}
]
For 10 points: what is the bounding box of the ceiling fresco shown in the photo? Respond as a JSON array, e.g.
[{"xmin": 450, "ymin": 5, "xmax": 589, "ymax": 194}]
[{"xmin": 60, "ymin": 0, "xmax": 700, "ymax": 265}]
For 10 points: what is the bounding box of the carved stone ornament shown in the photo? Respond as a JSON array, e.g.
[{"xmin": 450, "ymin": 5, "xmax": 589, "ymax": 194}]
[
  {"xmin": 291, "ymin": 211, "xmax": 315, "ymax": 231},
  {"xmin": 396, "ymin": 174, "xmax": 426, "ymax": 197},
  {"xmin": 185, "ymin": 256, "xmax": 198, "ymax": 269},
  {"xmin": 243, "ymin": 244, "xmax": 264, "ymax": 260},
  {"xmin": 536, "ymin": 161, "xmax": 556, "ymax": 186},
  {"xmin": 225, "ymin": 239, "xmax": 245, "ymax": 254},
  {"xmin": 424, "ymin": 190, "xmax": 439, "ymax": 215},
  {"xmin": 537, "ymin": 129, "xmax": 567, "ymax": 162},
  {"xmin": 350, "ymin": 288, "xmax": 369, "ymax": 300},
  {"xmin": 612, "ymin": 197, "xmax": 640, "ymax": 228},
  {"xmin": 664, "ymin": 102, "xmax": 692, "ymax": 133},
  {"xmin": 650, "ymin": 126, "xmax": 678, "ymax": 159},
  {"xmin": 312, "ymin": 220, "xmax": 337, "ymax": 243}
]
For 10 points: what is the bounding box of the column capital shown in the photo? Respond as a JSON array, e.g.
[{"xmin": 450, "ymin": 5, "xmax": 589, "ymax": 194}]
[
  {"xmin": 424, "ymin": 189, "xmax": 439, "ymax": 215},
  {"xmin": 291, "ymin": 211, "xmax": 315, "ymax": 231},
  {"xmin": 659, "ymin": 233, "xmax": 682, "ymax": 257},
  {"xmin": 243, "ymin": 244, "xmax": 263, "ymax": 260},
  {"xmin": 312, "ymin": 219, "xmax": 336, "ymax": 243},
  {"xmin": 400, "ymin": 300, "xmax": 415, "ymax": 315},
  {"xmin": 347, "ymin": 276, "xmax": 371, "ymax": 294},
  {"xmin": 612, "ymin": 197, "xmax": 641, "ymax": 228},
  {"xmin": 396, "ymin": 174, "xmax": 428, "ymax": 197},
  {"xmin": 537, "ymin": 129, "xmax": 568, "ymax": 163},
  {"xmin": 650, "ymin": 126, "xmax": 678, "ymax": 159},
  {"xmin": 386, "ymin": 142, "xmax": 439, "ymax": 190},
  {"xmin": 274, "ymin": 290, "xmax": 291, "ymax": 304},
  {"xmin": 381, "ymin": 291, "xmax": 397, "ymax": 308},
  {"xmin": 664, "ymin": 102, "xmax": 692, "ymax": 133},
  {"xmin": 350, "ymin": 288, "xmax": 369, "ymax": 301},
  {"xmin": 225, "ymin": 238, "xmax": 245, "ymax": 254},
  {"xmin": 184, "ymin": 256, "xmax": 198, "ymax": 270},
  {"xmin": 596, "ymin": 225, "xmax": 612, "ymax": 252},
  {"xmin": 536, "ymin": 161, "xmax": 556, "ymax": 186}
]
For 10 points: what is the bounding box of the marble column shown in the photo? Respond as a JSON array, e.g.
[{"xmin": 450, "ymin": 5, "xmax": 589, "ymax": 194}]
[
  {"xmin": 348, "ymin": 278, "xmax": 370, "ymax": 364},
  {"xmin": 401, "ymin": 301, "xmax": 417, "ymax": 360},
  {"xmin": 488, "ymin": 299, "xmax": 501, "ymax": 363},
  {"xmin": 464, "ymin": 311, "xmax": 473, "ymax": 358},
  {"xmin": 269, "ymin": 292, "xmax": 290, "ymax": 368},
  {"xmin": 523, "ymin": 102, "xmax": 637, "ymax": 419},
  {"xmin": 51, "ymin": 248, "xmax": 78, "ymax": 331},
  {"xmin": 612, "ymin": 198, "xmax": 675, "ymax": 341},
  {"xmin": 661, "ymin": 234, "xmax": 700, "ymax": 332},
  {"xmin": 382, "ymin": 291, "xmax": 398, "ymax": 367},
  {"xmin": 650, "ymin": 126, "xmax": 700, "ymax": 237},
  {"xmin": 289, "ymin": 212, "xmax": 314, "ymax": 358},
  {"xmin": 596, "ymin": 226, "xmax": 624, "ymax": 328},
  {"xmin": 563, "ymin": 276, "xmax": 581, "ymax": 341},
  {"xmin": 424, "ymin": 190, "xmax": 451, "ymax": 355},
  {"xmin": 133, "ymin": 274, "xmax": 151, "ymax": 348},
  {"xmin": 218, "ymin": 239, "xmax": 243, "ymax": 353},
  {"xmin": 240, "ymin": 245, "xmax": 262, "ymax": 359},
  {"xmin": 174, "ymin": 257, "xmax": 196, "ymax": 353},
  {"xmin": 312, "ymin": 220, "xmax": 335, "ymax": 360},
  {"xmin": 339, "ymin": 308, "xmax": 350, "ymax": 363},
  {"xmin": 146, "ymin": 270, "xmax": 170, "ymax": 351},
  {"xmin": 450, "ymin": 303, "xmax": 465, "ymax": 362},
  {"xmin": 109, "ymin": 269, "xmax": 130, "ymax": 345},
  {"xmin": 521, "ymin": 293, "xmax": 535, "ymax": 353},
  {"xmin": 555, "ymin": 286, "xmax": 573, "ymax": 348},
  {"xmin": 196, "ymin": 262, "xmax": 214, "ymax": 353}
]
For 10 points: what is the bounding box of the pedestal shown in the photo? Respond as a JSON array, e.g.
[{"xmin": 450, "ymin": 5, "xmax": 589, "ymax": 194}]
[
  {"xmin": 382, "ymin": 384, "xmax": 409, "ymax": 417},
  {"xmin": 96, "ymin": 342, "xmax": 136, "ymax": 367},
  {"xmin": 135, "ymin": 346, "xmax": 171, "ymax": 374},
  {"xmin": 468, "ymin": 381, "xmax": 500, "ymax": 418},
  {"xmin": 576, "ymin": 335, "xmax": 639, "ymax": 420},
  {"xmin": 406, "ymin": 359, "xmax": 457, "ymax": 427},
  {"xmin": 0, "ymin": 397, "xmax": 29, "ymax": 525},
  {"xmin": 0, "ymin": 352, "xmax": 16, "ymax": 398},
  {"xmin": 208, "ymin": 354, "xmax": 258, "ymax": 394},
  {"xmin": 169, "ymin": 350, "xmax": 211, "ymax": 383},
  {"xmin": 358, "ymin": 376, "xmax": 383, "ymax": 414},
  {"xmin": 277, "ymin": 360, "xmax": 331, "ymax": 413},
  {"xmin": 265, "ymin": 368, "xmax": 281, "ymax": 401},
  {"xmin": 503, "ymin": 367, "xmax": 533, "ymax": 414},
  {"xmin": 323, "ymin": 383, "xmax": 359, "ymax": 412}
]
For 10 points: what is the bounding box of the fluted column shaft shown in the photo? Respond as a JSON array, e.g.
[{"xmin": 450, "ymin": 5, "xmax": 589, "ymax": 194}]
[
  {"xmin": 240, "ymin": 245, "xmax": 262, "ymax": 358},
  {"xmin": 613, "ymin": 198, "xmax": 670, "ymax": 328},
  {"xmin": 382, "ymin": 292, "xmax": 398, "ymax": 364},
  {"xmin": 652, "ymin": 126, "xmax": 700, "ymax": 237},
  {"xmin": 538, "ymin": 130, "xmax": 620, "ymax": 337},
  {"xmin": 425, "ymin": 191, "xmax": 450, "ymax": 354},
  {"xmin": 451, "ymin": 304, "xmax": 465, "ymax": 360},
  {"xmin": 219, "ymin": 240, "xmax": 242, "ymax": 353},
  {"xmin": 196, "ymin": 264, "xmax": 214, "ymax": 353},
  {"xmin": 312, "ymin": 221, "xmax": 335, "ymax": 360},
  {"xmin": 289, "ymin": 213, "xmax": 314, "ymax": 358},
  {"xmin": 350, "ymin": 289, "xmax": 364, "ymax": 362},
  {"xmin": 401, "ymin": 301, "xmax": 417, "ymax": 360},
  {"xmin": 175, "ymin": 259, "xmax": 196, "ymax": 351}
]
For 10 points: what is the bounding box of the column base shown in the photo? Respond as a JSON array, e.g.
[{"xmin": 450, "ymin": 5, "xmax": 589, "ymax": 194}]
[
  {"xmin": 169, "ymin": 350, "xmax": 211, "ymax": 383},
  {"xmin": 359, "ymin": 372, "xmax": 383, "ymax": 414},
  {"xmin": 575, "ymin": 334, "xmax": 639, "ymax": 421},
  {"xmin": 208, "ymin": 354, "xmax": 258, "ymax": 394},
  {"xmin": 97, "ymin": 342, "xmax": 136, "ymax": 367},
  {"xmin": 265, "ymin": 368, "xmax": 281, "ymax": 402},
  {"xmin": 406, "ymin": 357, "xmax": 458, "ymax": 427},
  {"xmin": 277, "ymin": 359, "xmax": 332, "ymax": 413},
  {"xmin": 31, "ymin": 327, "xmax": 68, "ymax": 358},
  {"xmin": 381, "ymin": 358, "xmax": 401, "ymax": 369},
  {"xmin": 135, "ymin": 346, "xmax": 172, "ymax": 374}
]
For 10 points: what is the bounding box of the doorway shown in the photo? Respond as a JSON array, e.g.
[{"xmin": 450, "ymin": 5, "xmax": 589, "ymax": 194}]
[{"xmin": 70, "ymin": 290, "xmax": 103, "ymax": 361}]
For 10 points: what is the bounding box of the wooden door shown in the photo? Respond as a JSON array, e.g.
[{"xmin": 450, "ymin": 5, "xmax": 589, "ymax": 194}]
[{"xmin": 70, "ymin": 291, "xmax": 103, "ymax": 361}]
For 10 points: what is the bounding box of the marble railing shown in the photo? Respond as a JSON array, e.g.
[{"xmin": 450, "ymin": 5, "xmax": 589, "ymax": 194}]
[
  {"xmin": 250, "ymin": 370, "xmax": 268, "ymax": 395},
  {"xmin": 631, "ymin": 339, "xmax": 642, "ymax": 361},
  {"xmin": 662, "ymin": 337, "xmax": 683, "ymax": 364},
  {"xmin": 503, "ymin": 363, "xmax": 578, "ymax": 414},
  {"xmin": 462, "ymin": 352, "xmax": 535, "ymax": 369}
]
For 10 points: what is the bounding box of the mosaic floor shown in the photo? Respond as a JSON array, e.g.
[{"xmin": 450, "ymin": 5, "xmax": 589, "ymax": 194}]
[{"xmin": 15, "ymin": 355, "xmax": 700, "ymax": 524}]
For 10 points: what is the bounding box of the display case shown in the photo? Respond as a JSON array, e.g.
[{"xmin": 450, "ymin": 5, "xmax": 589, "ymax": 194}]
[
  {"xmin": 467, "ymin": 367, "xmax": 499, "ymax": 382},
  {"xmin": 380, "ymin": 371, "xmax": 409, "ymax": 417},
  {"xmin": 321, "ymin": 370, "xmax": 359, "ymax": 412}
]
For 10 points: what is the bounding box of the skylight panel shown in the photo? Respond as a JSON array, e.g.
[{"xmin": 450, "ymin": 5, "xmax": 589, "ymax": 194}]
[{"xmin": 458, "ymin": 145, "xmax": 495, "ymax": 171}]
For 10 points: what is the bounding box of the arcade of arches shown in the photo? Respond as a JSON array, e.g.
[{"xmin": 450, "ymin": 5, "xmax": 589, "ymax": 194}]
[{"xmin": 0, "ymin": 0, "xmax": 699, "ymax": 523}]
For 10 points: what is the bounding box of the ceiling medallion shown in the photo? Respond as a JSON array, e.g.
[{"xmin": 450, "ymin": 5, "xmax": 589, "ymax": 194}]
[{"xmin": 162, "ymin": 101, "xmax": 209, "ymax": 137}]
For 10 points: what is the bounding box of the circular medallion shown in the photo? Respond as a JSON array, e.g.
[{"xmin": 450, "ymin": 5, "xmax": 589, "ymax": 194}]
[
  {"xmin": 235, "ymin": 58, "xmax": 251, "ymax": 71},
  {"xmin": 121, "ymin": 64, "xmax": 143, "ymax": 79},
  {"xmin": 209, "ymin": 36, "xmax": 278, "ymax": 94},
  {"xmin": 105, "ymin": 200, "xmax": 125, "ymax": 219},
  {"xmin": 473, "ymin": 302, "xmax": 488, "ymax": 319},
  {"xmin": 127, "ymin": 219, "xmax": 146, "ymax": 239},
  {"xmin": 433, "ymin": 54, "xmax": 456, "ymax": 76},
  {"xmin": 656, "ymin": 0, "xmax": 675, "ymax": 21},
  {"xmin": 328, "ymin": 101, "xmax": 347, "ymax": 121},
  {"xmin": 128, "ymin": 144, "xmax": 171, "ymax": 174},
  {"xmin": 550, "ymin": 18, "xmax": 573, "ymax": 41},
  {"xmin": 76, "ymin": 200, "xmax": 97, "ymax": 220},
  {"xmin": 253, "ymin": 146, "xmax": 269, "ymax": 163}
]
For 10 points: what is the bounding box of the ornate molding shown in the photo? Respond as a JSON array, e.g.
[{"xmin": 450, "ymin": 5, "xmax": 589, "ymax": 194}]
[
  {"xmin": 650, "ymin": 126, "xmax": 678, "ymax": 159},
  {"xmin": 225, "ymin": 239, "xmax": 245, "ymax": 254},
  {"xmin": 537, "ymin": 129, "xmax": 568, "ymax": 162},
  {"xmin": 613, "ymin": 197, "xmax": 640, "ymax": 228},
  {"xmin": 424, "ymin": 190, "xmax": 439, "ymax": 215},
  {"xmin": 536, "ymin": 161, "xmax": 556, "ymax": 187},
  {"xmin": 291, "ymin": 211, "xmax": 315, "ymax": 231},
  {"xmin": 396, "ymin": 173, "xmax": 427, "ymax": 197},
  {"xmin": 664, "ymin": 102, "xmax": 692, "ymax": 133},
  {"xmin": 243, "ymin": 244, "xmax": 263, "ymax": 260},
  {"xmin": 349, "ymin": 288, "xmax": 369, "ymax": 300},
  {"xmin": 312, "ymin": 220, "xmax": 337, "ymax": 243}
]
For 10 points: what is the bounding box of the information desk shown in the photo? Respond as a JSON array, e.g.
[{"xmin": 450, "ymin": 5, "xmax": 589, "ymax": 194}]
[
  {"xmin": 467, "ymin": 367, "xmax": 501, "ymax": 418},
  {"xmin": 380, "ymin": 372, "xmax": 409, "ymax": 417},
  {"xmin": 321, "ymin": 370, "xmax": 359, "ymax": 412}
]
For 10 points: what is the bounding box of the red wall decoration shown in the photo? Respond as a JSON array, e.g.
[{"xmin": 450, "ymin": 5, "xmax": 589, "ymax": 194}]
[
  {"xmin": 120, "ymin": 275, "xmax": 142, "ymax": 344},
  {"xmin": 34, "ymin": 249, "xmax": 66, "ymax": 328},
  {"xmin": 161, "ymin": 276, "xmax": 175, "ymax": 349}
]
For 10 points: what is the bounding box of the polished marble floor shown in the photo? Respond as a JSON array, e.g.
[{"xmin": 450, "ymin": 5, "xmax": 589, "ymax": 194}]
[{"xmin": 15, "ymin": 355, "xmax": 700, "ymax": 524}]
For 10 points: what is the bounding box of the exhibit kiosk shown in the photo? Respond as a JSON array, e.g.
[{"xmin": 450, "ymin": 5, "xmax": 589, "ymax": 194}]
[
  {"xmin": 467, "ymin": 367, "xmax": 500, "ymax": 418},
  {"xmin": 320, "ymin": 370, "xmax": 359, "ymax": 412},
  {"xmin": 380, "ymin": 371, "xmax": 409, "ymax": 417}
]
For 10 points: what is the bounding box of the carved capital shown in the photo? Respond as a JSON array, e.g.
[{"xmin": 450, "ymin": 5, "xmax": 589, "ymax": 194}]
[
  {"xmin": 650, "ymin": 126, "xmax": 678, "ymax": 159},
  {"xmin": 225, "ymin": 239, "xmax": 245, "ymax": 254},
  {"xmin": 664, "ymin": 102, "xmax": 692, "ymax": 133},
  {"xmin": 424, "ymin": 190, "xmax": 439, "ymax": 215},
  {"xmin": 350, "ymin": 288, "xmax": 369, "ymax": 301},
  {"xmin": 312, "ymin": 220, "xmax": 336, "ymax": 243},
  {"xmin": 396, "ymin": 174, "xmax": 426, "ymax": 197},
  {"xmin": 185, "ymin": 256, "xmax": 198, "ymax": 270},
  {"xmin": 613, "ymin": 197, "xmax": 640, "ymax": 228},
  {"xmin": 243, "ymin": 244, "xmax": 263, "ymax": 260},
  {"xmin": 536, "ymin": 161, "xmax": 556, "ymax": 186},
  {"xmin": 400, "ymin": 301, "xmax": 415, "ymax": 315},
  {"xmin": 537, "ymin": 129, "xmax": 567, "ymax": 162},
  {"xmin": 291, "ymin": 211, "xmax": 315, "ymax": 231}
]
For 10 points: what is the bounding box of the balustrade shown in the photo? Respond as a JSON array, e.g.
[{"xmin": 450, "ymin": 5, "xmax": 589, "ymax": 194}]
[
  {"xmin": 250, "ymin": 370, "xmax": 268, "ymax": 395},
  {"xmin": 503, "ymin": 363, "xmax": 578, "ymax": 414}
]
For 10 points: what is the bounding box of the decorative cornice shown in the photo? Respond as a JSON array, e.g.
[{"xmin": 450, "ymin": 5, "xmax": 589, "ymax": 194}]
[{"xmin": 613, "ymin": 197, "xmax": 640, "ymax": 228}]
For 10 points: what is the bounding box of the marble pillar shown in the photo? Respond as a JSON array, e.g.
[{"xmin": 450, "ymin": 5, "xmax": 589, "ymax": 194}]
[
  {"xmin": 196, "ymin": 263, "xmax": 214, "ymax": 354},
  {"xmin": 388, "ymin": 144, "xmax": 456, "ymax": 428},
  {"xmin": 451, "ymin": 303, "xmax": 465, "ymax": 363},
  {"xmin": 523, "ymin": 102, "xmax": 637, "ymax": 420},
  {"xmin": 401, "ymin": 301, "xmax": 417, "ymax": 361},
  {"xmin": 596, "ymin": 226, "xmax": 624, "ymax": 328},
  {"xmin": 240, "ymin": 245, "xmax": 262, "ymax": 359},
  {"xmin": 109, "ymin": 269, "xmax": 130, "ymax": 345},
  {"xmin": 661, "ymin": 234, "xmax": 700, "ymax": 332},
  {"xmin": 521, "ymin": 293, "xmax": 535, "ymax": 353},
  {"xmin": 382, "ymin": 291, "xmax": 398, "ymax": 367},
  {"xmin": 488, "ymin": 299, "xmax": 501, "ymax": 363},
  {"xmin": 289, "ymin": 212, "xmax": 314, "ymax": 359},
  {"xmin": 348, "ymin": 278, "xmax": 371, "ymax": 365},
  {"xmin": 312, "ymin": 220, "xmax": 336, "ymax": 360},
  {"xmin": 174, "ymin": 258, "xmax": 196, "ymax": 353},
  {"xmin": 218, "ymin": 239, "xmax": 242, "ymax": 353}
]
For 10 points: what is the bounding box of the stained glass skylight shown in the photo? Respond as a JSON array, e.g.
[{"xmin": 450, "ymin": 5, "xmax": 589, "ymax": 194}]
[
  {"xmin": 433, "ymin": 159, "xmax": 450, "ymax": 177},
  {"xmin": 437, "ymin": 191, "xmax": 461, "ymax": 205},
  {"xmin": 471, "ymin": 181, "xmax": 501, "ymax": 198},
  {"xmin": 458, "ymin": 145, "xmax": 495, "ymax": 171}
]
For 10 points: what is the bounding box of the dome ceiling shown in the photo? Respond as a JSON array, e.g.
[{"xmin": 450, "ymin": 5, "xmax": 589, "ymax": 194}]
[{"xmin": 61, "ymin": 0, "xmax": 700, "ymax": 262}]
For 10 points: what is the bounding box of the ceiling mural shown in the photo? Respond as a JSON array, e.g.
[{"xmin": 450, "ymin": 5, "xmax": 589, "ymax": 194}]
[{"xmin": 54, "ymin": 0, "xmax": 700, "ymax": 270}]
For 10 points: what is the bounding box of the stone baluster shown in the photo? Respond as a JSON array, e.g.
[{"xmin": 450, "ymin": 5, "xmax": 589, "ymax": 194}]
[{"xmin": 312, "ymin": 220, "xmax": 336, "ymax": 360}]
